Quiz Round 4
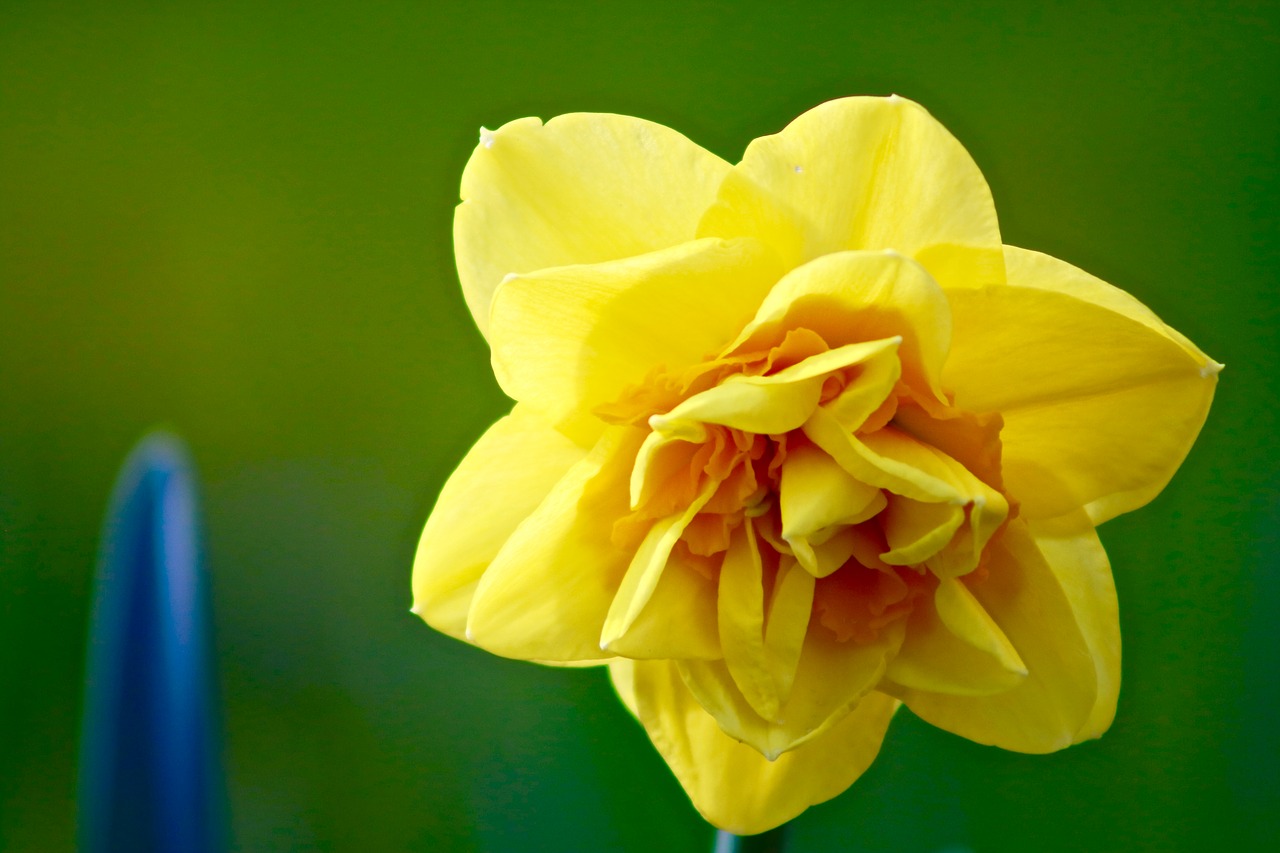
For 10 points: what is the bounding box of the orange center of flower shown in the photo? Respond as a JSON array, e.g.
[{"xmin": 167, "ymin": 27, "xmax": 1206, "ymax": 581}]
[{"xmin": 597, "ymin": 321, "xmax": 1012, "ymax": 647}]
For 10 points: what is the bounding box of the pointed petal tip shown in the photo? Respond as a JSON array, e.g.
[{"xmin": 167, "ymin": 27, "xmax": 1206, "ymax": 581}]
[{"xmin": 1200, "ymin": 359, "xmax": 1224, "ymax": 378}]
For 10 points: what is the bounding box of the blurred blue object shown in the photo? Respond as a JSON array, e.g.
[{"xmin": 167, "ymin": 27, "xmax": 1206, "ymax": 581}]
[{"xmin": 78, "ymin": 434, "xmax": 224, "ymax": 852}]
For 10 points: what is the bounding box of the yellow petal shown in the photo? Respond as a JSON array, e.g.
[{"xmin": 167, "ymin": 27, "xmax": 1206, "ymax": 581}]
[
  {"xmin": 879, "ymin": 496, "xmax": 965, "ymax": 566},
  {"xmin": 790, "ymin": 527, "xmax": 862, "ymax": 579},
  {"xmin": 884, "ymin": 579, "xmax": 1027, "ymax": 697},
  {"xmin": 600, "ymin": 485, "xmax": 715, "ymax": 649},
  {"xmin": 680, "ymin": 618, "xmax": 903, "ymax": 759},
  {"xmin": 944, "ymin": 246, "xmax": 1220, "ymax": 523},
  {"xmin": 717, "ymin": 520, "xmax": 776, "ymax": 718},
  {"xmin": 657, "ymin": 371, "xmax": 822, "ymax": 438},
  {"xmin": 465, "ymin": 426, "xmax": 644, "ymax": 662},
  {"xmin": 1028, "ymin": 511, "xmax": 1120, "ymax": 741},
  {"xmin": 934, "ymin": 577, "xmax": 1027, "ymax": 675},
  {"xmin": 921, "ymin": 450, "xmax": 1009, "ymax": 579},
  {"xmin": 914, "ymin": 240, "xmax": 1008, "ymax": 291},
  {"xmin": 893, "ymin": 520, "xmax": 1098, "ymax": 753},
  {"xmin": 730, "ymin": 249, "xmax": 951, "ymax": 401},
  {"xmin": 779, "ymin": 443, "xmax": 883, "ymax": 545},
  {"xmin": 629, "ymin": 429, "xmax": 704, "ymax": 511},
  {"xmin": 803, "ymin": 414, "xmax": 956, "ymax": 503},
  {"xmin": 611, "ymin": 659, "xmax": 899, "ymax": 835},
  {"xmin": 600, "ymin": 547, "xmax": 721, "ymax": 660},
  {"xmin": 820, "ymin": 342, "xmax": 902, "ymax": 430},
  {"xmin": 699, "ymin": 95, "xmax": 1003, "ymax": 291},
  {"xmin": 653, "ymin": 338, "xmax": 901, "ymax": 437},
  {"xmin": 489, "ymin": 237, "xmax": 783, "ymax": 427},
  {"xmin": 455, "ymin": 113, "xmax": 731, "ymax": 335},
  {"xmin": 763, "ymin": 556, "xmax": 815, "ymax": 703},
  {"xmin": 411, "ymin": 405, "xmax": 585, "ymax": 640}
]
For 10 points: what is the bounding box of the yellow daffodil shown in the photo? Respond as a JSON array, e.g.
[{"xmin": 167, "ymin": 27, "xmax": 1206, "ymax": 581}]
[{"xmin": 412, "ymin": 96, "xmax": 1219, "ymax": 834}]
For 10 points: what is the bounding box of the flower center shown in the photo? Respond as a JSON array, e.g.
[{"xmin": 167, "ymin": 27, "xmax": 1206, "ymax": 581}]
[{"xmin": 597, "ymin": 323, "xmax": 1011, "ymax": 647}]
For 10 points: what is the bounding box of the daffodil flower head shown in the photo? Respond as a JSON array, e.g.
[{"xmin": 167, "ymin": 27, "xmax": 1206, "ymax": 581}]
[{"xmin": 412, "ymin": 96, "xmax": 1219, "ymax": 834}]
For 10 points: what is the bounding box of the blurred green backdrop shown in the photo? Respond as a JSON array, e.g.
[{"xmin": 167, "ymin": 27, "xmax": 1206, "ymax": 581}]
[{"xmin": 2, "ymin": 1, "xmax": 1276, "ymax": 850}]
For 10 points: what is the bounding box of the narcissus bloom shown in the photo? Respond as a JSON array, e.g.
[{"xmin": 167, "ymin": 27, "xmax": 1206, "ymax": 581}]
[{"xmin": 412, "ymin": 96, "xmax": 1219, "ymax": 834}]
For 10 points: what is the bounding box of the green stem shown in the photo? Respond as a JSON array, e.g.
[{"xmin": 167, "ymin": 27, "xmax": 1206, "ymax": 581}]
[{"xmin": 713, "ymin": 826, "xmax": 787, "ymax": 853}]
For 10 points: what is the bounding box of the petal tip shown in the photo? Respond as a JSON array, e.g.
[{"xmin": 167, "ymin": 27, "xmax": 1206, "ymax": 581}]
[{"xmin": 1200, "ymin": 360, "xmax": 1224, "ymax": 378}]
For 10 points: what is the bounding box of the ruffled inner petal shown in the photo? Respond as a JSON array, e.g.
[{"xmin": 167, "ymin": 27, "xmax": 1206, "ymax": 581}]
[
  {"xmin": 725, "ymin": 249, "xmax": 952, "ymax": 402},
  {"xmin": 601, "ymin": 483, "xmax": 717, "ymax": 648},
  {"xmin": 600, "ymin": 544, "xmax": 721, "ymax": 660}
]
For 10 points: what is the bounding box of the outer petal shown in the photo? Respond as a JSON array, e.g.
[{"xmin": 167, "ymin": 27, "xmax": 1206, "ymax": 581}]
[
  {"xmin": 699, "ymin": 95, "xmax": 1004, "ymax": 289},
  {"xmin": 455, "ymin": 113, "xmax": 731, "ymax": 335},
  {"xmin": 465, "ymin": 426, "xmax": 644, "ymax": 662},
  {"xmin": 611, "ymin": 659, "xmax": 899, "ymax": 835},
  {"xmin": 943, "ymin": 247, "xmax": 1220, "ymax": 523},
  {"xmin": 892, "ymin": 520, "xmax": 1098, "ymax": 753},
  {"xmin": 489, "ymin": 237, "xmax": 784, "ymax": 427},
  {"xmin": 1028, "ymin": 512, "xmax": 1120, "ymax": 740},
  {"xmin": 411, "ymin": 405, "xmax": 585, "ymax": 640}
]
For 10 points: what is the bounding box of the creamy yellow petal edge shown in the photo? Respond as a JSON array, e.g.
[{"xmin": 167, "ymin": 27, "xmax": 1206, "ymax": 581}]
[
  {"xmin": 892, "ymin": 520, "xmax": 1099, "ymax": 753},
  {"xmin": 699, "ymin": 95, "xmax": 1004, "ymax": 289},
  {"xmin": 455, "ymin": 113, "xmax": 732, "ymax": 336},
  {"xmin": 611, "ymin": 659, "xmax": 899, "ymax": 835},
  {"xmin": 465, "ymin": 426, "xmax": 644, "ymax": 662},
  {"xmin": 943, "ymin": 246, "xmax": 1220, "ymax": 523},
  {"xmin": 489, "ymin": 237, "xmax": 784, "ymax": 427},
  {"xmin": 411, "ymin": 404, "xmax": 586, "ymax": 640}
]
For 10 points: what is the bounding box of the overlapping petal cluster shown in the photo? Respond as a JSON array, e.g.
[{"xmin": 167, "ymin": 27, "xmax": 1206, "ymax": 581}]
[{"xmin": 412, "ymin": 96, "xmax": 1218, "ymax": 834}]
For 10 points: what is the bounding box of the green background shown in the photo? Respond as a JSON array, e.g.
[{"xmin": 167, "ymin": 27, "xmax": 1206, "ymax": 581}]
[{"xmin": 2, "ymin": 2, "xmax": 1276, "ymax": 850}]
